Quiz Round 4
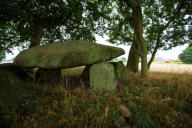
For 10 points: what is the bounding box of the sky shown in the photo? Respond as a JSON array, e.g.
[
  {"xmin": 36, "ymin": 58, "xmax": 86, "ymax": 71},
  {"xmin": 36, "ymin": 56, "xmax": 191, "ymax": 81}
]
[
  {"xmin": 6, "ymin": 35, "xmax": 187, "ymax": 60},
  {"xmin": 95, "ymin": 35, "xmax": 188, "ymax": 60}
]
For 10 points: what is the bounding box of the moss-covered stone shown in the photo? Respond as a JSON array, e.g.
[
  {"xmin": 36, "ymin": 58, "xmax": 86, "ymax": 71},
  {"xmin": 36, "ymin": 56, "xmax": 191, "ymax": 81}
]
[
  {"xmin": 110, "ymin": 61, "xmax": 126, "ymax": 79},
  {"xmin": 14, "ymin": 40, "xmax": 125, "ymax": 69},
  {"xmin": 35, "ymin": 68, "xmax": 61, "ymax": 84},
  {"xmin": 89, "ymin": 62, "xmax": 116, "ymax": 92},
  {"xmin": 0, "ymin": 63, "xmax": 31, "ymax": 80}
]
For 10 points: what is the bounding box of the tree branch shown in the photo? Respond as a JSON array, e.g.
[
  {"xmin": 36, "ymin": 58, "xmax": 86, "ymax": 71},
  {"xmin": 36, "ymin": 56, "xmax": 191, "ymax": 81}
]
[
  {"xmin": 159, "ymin": 2, "xmax": 185, "ymax": 33},
  {"xmin": 148, "ymin": 1, "xmax": 185, "ymax": 67},
  {"xmin": 114, "ymin": 17, "xmax": 134, "ymax": 42},
  {"xmin": 125, "ymin": 0, "xmax": 140, "ymax": 8},
  {"xmin": 39, "ymin": 12, "xmax": 73, "ymax": 29},
  {"xmin": 21, "ymin": 0, "xmax": 32, "ymax": 10},
  {"xmin": 148, "ymin": 34, "xmax": 160, "ymax": 68},
  {"xmin": 118, "ymin": 32, "xmax": 134, "ymax": 42}
]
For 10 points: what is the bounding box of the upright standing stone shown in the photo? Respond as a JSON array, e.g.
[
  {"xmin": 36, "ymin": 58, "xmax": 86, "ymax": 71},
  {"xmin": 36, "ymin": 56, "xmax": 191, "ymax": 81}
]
[
  {"xmin": 89, "ymin": 62, "xmax": 116, "ymax": 92},
  {"xmin": 110, "ymin": 61, "xmax": 126, "ymax": 79}
]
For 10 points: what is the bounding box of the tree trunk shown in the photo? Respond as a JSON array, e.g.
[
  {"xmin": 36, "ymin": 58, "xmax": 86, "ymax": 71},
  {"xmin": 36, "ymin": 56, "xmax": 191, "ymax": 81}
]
[
  {"xmin": 148, "ymin": 36, "xmax": 160, "ymax": 69},
  {"xmin": 29, "ymin": 25, "xmax": 43, "ymax": 48},
  {"xmin": 126, "ymin": 43, "xmax": 139, "ymax": 72},
  {"xmin": 140, "ymin": 48, "xmax": 148, "ymax": 77},
  {"xmin": 148, "ymin": 50, "xmax": 156, "ymax": 69},
  {"xmin": 132, "ymin": 4, "xmax": 148, "ymax": 77}
]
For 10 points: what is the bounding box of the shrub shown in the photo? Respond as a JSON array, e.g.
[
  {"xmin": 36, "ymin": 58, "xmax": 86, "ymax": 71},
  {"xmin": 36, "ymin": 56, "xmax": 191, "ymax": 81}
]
[
  {"xmin": 179, "ymin": 47, "xmax": 192, "ymax": 64},
  {"xmin": 0, "ymin": 53, "xmax": 5, "ymax": 63}
]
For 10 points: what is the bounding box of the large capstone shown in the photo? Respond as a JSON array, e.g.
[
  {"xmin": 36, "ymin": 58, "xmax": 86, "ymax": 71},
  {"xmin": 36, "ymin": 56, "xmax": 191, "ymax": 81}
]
[
  {"xmin": 89, "ymin": 62, "xmax": 117, "ymax": 92},
  {"xmin": 14, "ymin": 40, "xmax": 125, "ymax": 69}
]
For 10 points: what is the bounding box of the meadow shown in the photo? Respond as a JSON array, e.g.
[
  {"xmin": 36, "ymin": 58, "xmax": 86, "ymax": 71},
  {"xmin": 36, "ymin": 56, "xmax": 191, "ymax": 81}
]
[
  {"xmin": 149, "ymin": 63, "xmax": 192, "ymax": 74},
  {"xmin": 1, "ymin": 62, "xmax": 192, "ymax": 128}
]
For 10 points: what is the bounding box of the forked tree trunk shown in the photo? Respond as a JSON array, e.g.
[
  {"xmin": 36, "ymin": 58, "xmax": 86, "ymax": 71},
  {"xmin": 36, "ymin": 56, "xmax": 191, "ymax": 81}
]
[
  {"xmin": 126, "ymin": 43, "xmax": 139, "ymax": 72},
  {"xmin": 132, "ymin": 3, "xmax": 148, "ymax": 77}
]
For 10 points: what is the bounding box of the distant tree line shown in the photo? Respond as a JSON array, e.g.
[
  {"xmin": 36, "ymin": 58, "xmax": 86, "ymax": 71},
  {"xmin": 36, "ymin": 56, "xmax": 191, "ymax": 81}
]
[{"xmin": 179, "ymin": 46, "xmax": 192, "ymax": 64}]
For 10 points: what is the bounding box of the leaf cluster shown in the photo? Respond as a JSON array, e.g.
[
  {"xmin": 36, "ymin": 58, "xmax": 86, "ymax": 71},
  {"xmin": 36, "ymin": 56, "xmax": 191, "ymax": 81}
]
[
  {"xmin": 144, "ymin": 0, "xmax": 192, "ymax": 52},
  {"xmin": 0, "ymin": 52, "xmax": 5, "ymax": 62},
  {"xmin": 0, "ymin": 0, "xmax": 109, "ymax": 53},
  {"xmin": 106, "ymin": 0, "xmax": 192, "ymax": 53}
]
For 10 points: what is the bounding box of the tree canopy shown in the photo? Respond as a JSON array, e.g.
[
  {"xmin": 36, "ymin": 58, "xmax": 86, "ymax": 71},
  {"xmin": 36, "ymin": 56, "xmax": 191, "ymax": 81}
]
[
  {"xmin": 107, "ymin": 0, "xmax": 192, "ymax": 49},
  {"xmin": 106, "ymin": 0, "xmax": 192, "ymax": 71},
  {"xmin": 0, "ymin": 0, "xmax": 110, "ymax": 53},
  {"xmin": 179, "ymin": 46, "xmax": 192, "ymax": 64},
  {"xmin": 1, "ymin": 0, "xmax": 192, "ymax": 77},
  {"xmin": 106, "ymin": 0, "xmax": 149, "ymax": 76}
]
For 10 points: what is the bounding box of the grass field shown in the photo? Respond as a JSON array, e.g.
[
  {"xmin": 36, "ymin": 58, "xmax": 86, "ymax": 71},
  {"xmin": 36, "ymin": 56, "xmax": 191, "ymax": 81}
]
[
  {"xmin": 1, "ymin": 62, "xmax": 192, "ymax": 128},
  {"xmin": 149, "ymin": 63, "xmax": 192, "ymax": 74},
  {"xmin": 60, "ymin": 62, "xmax": 192, "ymax": 77}
]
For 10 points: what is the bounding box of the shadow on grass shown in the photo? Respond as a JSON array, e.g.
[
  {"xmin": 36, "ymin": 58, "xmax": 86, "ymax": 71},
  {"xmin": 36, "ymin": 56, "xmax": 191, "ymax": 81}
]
[{"xmin": 1, "ymin": 66, "xmax": 192, "ymax": 128}]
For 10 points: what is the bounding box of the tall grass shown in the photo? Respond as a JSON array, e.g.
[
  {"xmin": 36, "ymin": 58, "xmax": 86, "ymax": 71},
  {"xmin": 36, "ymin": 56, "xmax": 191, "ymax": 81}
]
[{"xmin": 1, "ymin": 63, "xmax": 192, "ymax": 128}]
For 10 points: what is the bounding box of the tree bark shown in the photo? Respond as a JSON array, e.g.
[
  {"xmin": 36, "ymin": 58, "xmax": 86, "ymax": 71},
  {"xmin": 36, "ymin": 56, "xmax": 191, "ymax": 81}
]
[
  {"xmin": 29, "ymin": 24, "xmax": 43, "ymax": 48},
  {"xmin": 126, "ymin": 43, "xmax": 139, "ymax": 72},
  {"xmin": 148, "ymin": 35, "xmax": 160, "ymax": 69},
  {"xmin": 132, "ymin": 3, "xmax": 148, "ymax": 77}
]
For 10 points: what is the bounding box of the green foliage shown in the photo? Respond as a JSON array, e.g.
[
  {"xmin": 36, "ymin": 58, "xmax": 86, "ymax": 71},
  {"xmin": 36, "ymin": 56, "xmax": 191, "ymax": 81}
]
[
  {"xmin": 106, "ymin": 0, "xmax": 192, "ymax": 52},
  {"xmin": 179, "ymin": 47, "xmax": 192, "ymax": 64},
  {"xmin": 144, "ymin": 0, "xmax": 192, "ymax": 52},
  {"xmin": 0, "ymin": 0, "xmax": 110, "ymax": 53},
  {"xmin": 0, "ymin": 53, "xmax": 5, "ymax": 62},
  {"xmin": 104, "ymin": 0, "xmax": 192, "ymax": 73}
]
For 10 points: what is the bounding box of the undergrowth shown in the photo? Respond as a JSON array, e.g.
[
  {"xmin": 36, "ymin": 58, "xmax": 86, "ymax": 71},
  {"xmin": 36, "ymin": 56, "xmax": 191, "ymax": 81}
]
[{"xmin": 1, "ymin": 72, "xmax": 192, "ymax": 128}]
